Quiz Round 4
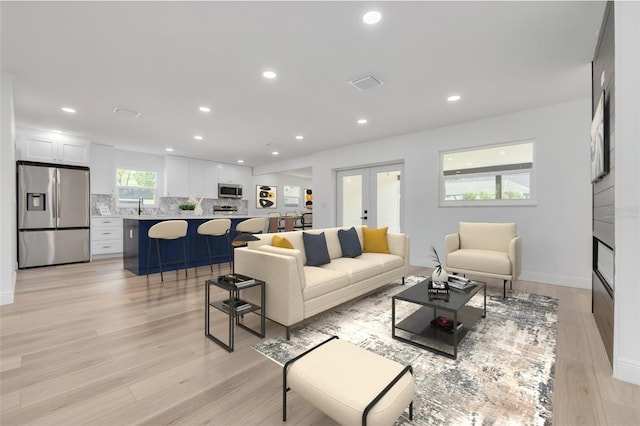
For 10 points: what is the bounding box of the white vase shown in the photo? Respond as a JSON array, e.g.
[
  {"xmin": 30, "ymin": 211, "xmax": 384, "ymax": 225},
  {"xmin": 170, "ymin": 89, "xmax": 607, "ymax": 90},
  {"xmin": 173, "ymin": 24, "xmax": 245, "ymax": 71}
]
[
  {"xmin": 194, "ymin": 205, "xmax": 203, "ymax": 217},
  {"xmin": 432, "ymin": 267, "xmax": 448, "ymax": 285}
]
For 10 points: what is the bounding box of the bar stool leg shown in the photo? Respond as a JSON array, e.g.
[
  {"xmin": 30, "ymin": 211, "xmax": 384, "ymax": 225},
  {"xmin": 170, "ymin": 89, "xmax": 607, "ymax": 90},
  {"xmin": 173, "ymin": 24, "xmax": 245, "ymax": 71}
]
[
  {"xmin": 205, "ymin": 236, "xmax": 213, "ymax": 273},
  {"xmin": 182, "ymin": 237, "xmax": 188, "ymax": 277},
  {"xmin": 156, "ymin": 239, "xmax": 164, "ymax": 281}
]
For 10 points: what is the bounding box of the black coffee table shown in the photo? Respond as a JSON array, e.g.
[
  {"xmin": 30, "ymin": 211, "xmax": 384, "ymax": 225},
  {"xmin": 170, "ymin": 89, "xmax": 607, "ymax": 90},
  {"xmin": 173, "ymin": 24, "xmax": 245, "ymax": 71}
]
[{"xmin": 392, "ymin": 278, "xmax": 486, "ymax": 359}]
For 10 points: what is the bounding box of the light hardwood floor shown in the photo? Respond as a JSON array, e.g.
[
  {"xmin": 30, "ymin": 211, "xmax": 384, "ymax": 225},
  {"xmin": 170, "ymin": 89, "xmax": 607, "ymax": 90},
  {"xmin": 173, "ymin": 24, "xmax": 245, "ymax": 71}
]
[{"xmin": 1, "ymin": 259, "xmax": 639, "ymax": 425}]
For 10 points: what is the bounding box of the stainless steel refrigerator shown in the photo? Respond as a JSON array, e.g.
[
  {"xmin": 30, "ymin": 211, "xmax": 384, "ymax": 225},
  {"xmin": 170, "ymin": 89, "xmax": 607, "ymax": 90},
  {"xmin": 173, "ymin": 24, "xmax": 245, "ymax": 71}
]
[{"xmin": 17, "ymin": 162, "xmax": 90, "ymax": 268}]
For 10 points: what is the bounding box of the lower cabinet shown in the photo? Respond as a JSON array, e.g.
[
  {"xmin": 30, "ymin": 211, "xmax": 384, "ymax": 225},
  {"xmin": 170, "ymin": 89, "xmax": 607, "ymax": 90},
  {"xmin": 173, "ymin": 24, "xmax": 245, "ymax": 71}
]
[{"xmin": 91, "ymin": 217, "xmax": 123, "ymax": 259}]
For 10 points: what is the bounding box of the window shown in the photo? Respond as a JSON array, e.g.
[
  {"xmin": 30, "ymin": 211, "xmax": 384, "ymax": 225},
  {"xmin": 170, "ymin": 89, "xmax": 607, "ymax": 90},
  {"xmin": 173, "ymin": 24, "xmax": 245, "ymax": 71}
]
[
  {"xmin": 116, "ymin": 169, "xmax": 158, "ymax": 206},
  {"xmin": 440, "ymin": 141, "xmax": 535, "ymax": 206}
]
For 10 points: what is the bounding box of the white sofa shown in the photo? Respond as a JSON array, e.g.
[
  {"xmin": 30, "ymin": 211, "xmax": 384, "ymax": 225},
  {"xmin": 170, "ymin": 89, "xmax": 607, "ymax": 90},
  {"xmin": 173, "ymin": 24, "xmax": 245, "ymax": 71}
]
[
  {"xmin": 234, "ymin": 226, "xmax": 410, "ymax": 338},
  {"xmin": 445, "ymin": 222, "xmax": 521, "ymax": 298}
]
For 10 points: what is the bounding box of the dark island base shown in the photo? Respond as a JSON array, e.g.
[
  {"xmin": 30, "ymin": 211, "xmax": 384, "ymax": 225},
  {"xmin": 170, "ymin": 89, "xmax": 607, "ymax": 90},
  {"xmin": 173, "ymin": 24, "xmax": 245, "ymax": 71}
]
[{"xmin": 123, "ymin": 217, "xmax": 255, "ymax": 276}]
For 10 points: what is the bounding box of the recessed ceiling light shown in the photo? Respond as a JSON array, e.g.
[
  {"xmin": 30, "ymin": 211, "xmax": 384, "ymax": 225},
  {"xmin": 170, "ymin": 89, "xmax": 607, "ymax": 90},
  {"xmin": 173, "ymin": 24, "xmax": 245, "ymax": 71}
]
[
  {"xmin": 272, "ymin": 151, "xmax": 279, "ymax": 155},
  {"xmin": 263, "ymin": 70, "xmax": 277, "ymax": 79},
  {"xmin": 295, "ymin": 135, "xmax": 304, "ymax": 140},
  {"xmin": 61, "ymin": 107, "xmax": 76, "ymax": 113},
  {"xmin": 499, "ymin": 150, "xmax": 507, "ymax": 156},
  {"xmin": 52, "ymin": 129, "xmax": 62, "ymax": 134},
  {"xmin": 363, "ymin": 11, "xmax": 382, "ymax": 25},
  {"xmin": 166, "ymin": 148, "xmax": 174, "ymax": 152},
  {"xmin": 357, "ymin": 118, "xmax": 368, "ymax": 124},
  {"xmin": 447, "ymin": 157, "xmax": 453, "ymax": 161},
  {"xmin": 194, "ymin": 135, "xmax": 203, "ymax": 140},
  {"xmin": 465, "ymin": 162, "xmax": 473, "ymax": 166},
  {"xmin": 199, "ymin": 106, "xmax": 211, "ymax": 112},
  {"xmin": 447, "ymin": 95, "xmax": 461, "ymax": 102},
  {"xmin": 237, "ymin": 159, "xmax": 244, "ymax": 164}
]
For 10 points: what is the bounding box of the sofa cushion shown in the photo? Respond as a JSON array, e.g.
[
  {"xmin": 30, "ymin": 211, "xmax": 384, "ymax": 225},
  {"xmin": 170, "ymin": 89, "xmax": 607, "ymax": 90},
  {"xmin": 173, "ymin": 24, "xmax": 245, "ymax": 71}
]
[
  {"xmin": 447, "ymin": 249, "xmax": 512, "ymax": 275},
  {"xmin": 320, "ymin": 257, "xmax": 383, "ymax": 284},
  {"xmin": 338, "ymin": 227, "xmax": 363, "ymax": 258},
  {"xmin": 362, "ymin": 227, "xmax": 389, "ymax": 254},
  {"xmin": 273, "ymin": 235, "xmax": 294, "ymax": 249},
  {"xmin": 303, "ymin": 266, "xmax": 350, "ymax": 300},
  {"xmin": 357, "ymin": 253, "xmax": 404, "ymax": 272},
  {"xmin": 303, "ymin": 232, "xmax": 331, "ymax": 266}
]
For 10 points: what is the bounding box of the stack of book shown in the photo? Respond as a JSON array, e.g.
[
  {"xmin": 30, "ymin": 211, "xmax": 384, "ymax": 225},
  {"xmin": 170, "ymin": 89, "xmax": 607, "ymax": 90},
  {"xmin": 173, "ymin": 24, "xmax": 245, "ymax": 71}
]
[
  {"xmin": 430, "ymin": 316, "xmax": 463, "ymax": 334},
  {"xmin": 218, "ymin": 274, "xmax": 257, "ymax": 289},
  {"xmin": 428, "ymin": 279, "xmax": 450, "ymax": 301},
  {"xmin": 447, "ymin": 274, "xmax": 477, "ymax": 290}
]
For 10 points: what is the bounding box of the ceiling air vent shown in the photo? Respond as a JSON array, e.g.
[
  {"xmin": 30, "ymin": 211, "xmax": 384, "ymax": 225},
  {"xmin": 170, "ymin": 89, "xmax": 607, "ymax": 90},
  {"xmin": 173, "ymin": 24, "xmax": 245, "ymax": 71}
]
[
  {"xmin": 350, "ymin": 74, "xmax": 383, "ymax": 91},
  {"xmin": 113, "ymin": 107, "xmax": 141, "ymax": 118}
]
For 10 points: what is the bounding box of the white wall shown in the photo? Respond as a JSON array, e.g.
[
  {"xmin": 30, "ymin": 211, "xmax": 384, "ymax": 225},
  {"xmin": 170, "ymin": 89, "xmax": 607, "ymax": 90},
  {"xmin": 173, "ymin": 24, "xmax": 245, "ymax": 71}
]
[
  {"xmin": 248, "ymin": 173, "xmax": 312, "ymax": 217},
  {"xmin": 312, "ymin": 97, "xmax": 593, "ymax": 288},
  {"xmin": 613, "ymin": 0, "xmax": 640, "ymax": 386},
  {"xmin": 0, "ymin": 71, "xmax": 16, "ymax": 305}
]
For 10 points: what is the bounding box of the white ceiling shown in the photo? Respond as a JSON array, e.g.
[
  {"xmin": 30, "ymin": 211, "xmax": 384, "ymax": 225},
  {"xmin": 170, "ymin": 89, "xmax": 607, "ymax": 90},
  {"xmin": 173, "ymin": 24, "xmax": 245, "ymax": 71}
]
[{"xmin": 1, "ymin": 1, "xmax": 606, "ymax": 168}]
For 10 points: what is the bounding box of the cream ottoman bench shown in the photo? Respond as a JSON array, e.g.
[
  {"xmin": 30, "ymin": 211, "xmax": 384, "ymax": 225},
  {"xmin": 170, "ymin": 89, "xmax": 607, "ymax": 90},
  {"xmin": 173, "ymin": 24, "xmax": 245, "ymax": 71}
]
[{"xmin": 283, "ymin": 336, "xmax": 415, "ymax": 425}]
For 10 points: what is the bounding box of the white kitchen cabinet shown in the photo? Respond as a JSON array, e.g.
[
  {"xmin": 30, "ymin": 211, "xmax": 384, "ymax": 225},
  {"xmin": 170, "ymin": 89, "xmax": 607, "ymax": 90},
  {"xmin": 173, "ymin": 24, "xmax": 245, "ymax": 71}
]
[
  {"xmin": 91, "ymin": 217, "xmax": 123, "ymax": 259},
  {"xmin": 164, "ymin": 156, "xmax": 189, "ymax": 197},
  {"xmin": 16, "ymin": 128, "xmax": 91, "ymax": 166},
  {"xmin": 90, "ymin": 144, "xmax": 115, "ymax": 194},
  {"xmin": 218, "ymin": 163, "xmax": 251, "ymax": 195},
  {"xmin": 188, "ymin": 159, "xmax": 219, "ymax": 199}
]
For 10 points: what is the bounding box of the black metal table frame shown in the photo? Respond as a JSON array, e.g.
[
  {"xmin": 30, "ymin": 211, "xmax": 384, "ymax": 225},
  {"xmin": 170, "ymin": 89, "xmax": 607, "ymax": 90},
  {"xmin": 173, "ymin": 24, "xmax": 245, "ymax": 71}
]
[
  {"xmin": 392, "ymin": 280, "xmax": 486, "ymax": 360},
  {"xmin": 205, "ymin": 277, "xmax": 265, "ymax": 352}
]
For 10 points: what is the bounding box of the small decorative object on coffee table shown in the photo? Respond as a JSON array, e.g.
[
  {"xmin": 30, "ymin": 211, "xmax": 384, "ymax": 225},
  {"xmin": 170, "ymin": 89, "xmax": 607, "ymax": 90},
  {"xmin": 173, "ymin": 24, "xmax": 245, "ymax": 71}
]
[
  {"xmin": 205, "ymin": 273, "xmax": 265, "ymax": 352},
  {"xmin": 430, "ymin": 246, "xmax": 448, "ymax": 285}
]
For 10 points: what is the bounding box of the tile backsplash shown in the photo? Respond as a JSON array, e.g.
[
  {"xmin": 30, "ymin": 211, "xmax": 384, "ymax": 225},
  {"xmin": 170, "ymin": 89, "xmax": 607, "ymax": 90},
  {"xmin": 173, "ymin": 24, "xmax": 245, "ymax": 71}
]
[{"xmin": 91, "ymin": 194, "xmax": 248, "ymax": 216}]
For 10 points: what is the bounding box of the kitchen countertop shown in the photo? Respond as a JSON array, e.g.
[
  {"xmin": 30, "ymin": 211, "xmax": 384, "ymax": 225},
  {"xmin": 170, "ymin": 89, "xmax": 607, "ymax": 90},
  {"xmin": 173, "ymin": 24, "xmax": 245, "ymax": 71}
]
[{"xmin": 122, "ymin": 214, "xmax": 264, "ymax": 220}]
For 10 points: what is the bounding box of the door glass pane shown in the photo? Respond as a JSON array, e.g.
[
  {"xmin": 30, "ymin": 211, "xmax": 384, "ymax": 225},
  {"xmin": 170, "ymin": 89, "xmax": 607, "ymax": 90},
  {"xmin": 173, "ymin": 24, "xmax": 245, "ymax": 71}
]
[
  {"xmin": 376, "ymin": 171, "xmax": 401, "ymax": 233},
  {"xmin": 342, "ymin": 175, "xmax": 362, "ymax": 227}
]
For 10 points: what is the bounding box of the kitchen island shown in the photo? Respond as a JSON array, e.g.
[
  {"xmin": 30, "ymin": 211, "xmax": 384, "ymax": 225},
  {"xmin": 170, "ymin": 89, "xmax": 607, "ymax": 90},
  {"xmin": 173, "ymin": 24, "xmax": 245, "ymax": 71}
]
[{"xmin": 123, "ymin": 215, "xmax": 265, "ymax": 276}]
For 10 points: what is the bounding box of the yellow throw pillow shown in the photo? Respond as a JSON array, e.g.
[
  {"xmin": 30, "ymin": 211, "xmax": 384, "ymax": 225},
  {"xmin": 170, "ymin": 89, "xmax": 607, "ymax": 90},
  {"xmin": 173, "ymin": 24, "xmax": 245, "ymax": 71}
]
[
  {"xmin": 362, "ymin": 226, "xmax": 389, "ymax": 253},
  {"xmin": 272, "ymin": 235, "xmax": 294, "ymax": 249}
]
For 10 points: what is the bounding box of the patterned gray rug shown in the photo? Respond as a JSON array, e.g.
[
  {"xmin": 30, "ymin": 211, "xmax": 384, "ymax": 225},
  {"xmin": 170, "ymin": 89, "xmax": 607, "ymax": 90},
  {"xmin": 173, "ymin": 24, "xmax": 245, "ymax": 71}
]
[{"xmin": 253, "ymin": 276, "xmax": 558, "ymax": 425}]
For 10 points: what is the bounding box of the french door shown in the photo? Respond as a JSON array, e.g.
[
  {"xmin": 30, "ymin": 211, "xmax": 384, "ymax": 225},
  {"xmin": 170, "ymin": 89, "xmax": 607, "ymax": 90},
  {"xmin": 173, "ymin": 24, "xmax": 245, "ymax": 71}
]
[{"xmin": 336, "ymin": 164, "xmax": 403, "ymax": 233}]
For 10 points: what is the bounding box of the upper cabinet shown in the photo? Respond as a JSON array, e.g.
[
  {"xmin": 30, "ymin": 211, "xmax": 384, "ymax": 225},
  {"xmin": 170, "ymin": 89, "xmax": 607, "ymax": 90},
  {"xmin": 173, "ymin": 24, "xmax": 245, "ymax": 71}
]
[
  {"xmin": 16, "ymin": 128, "xmax": 91, "ymax": 166},
  {"xmin": 90, "ymin": 144, "xmax": 115, "ymax": 194},
  {"xmin": 218, "ymin": 163, "xmax": 251, "ymax": 191},
  {"xmin": 188, "ymin": 158, "xmax": 219, "ymax": 199},
  {"xmin": 164, "ymin": 156, "xmax": 189, "ymax": 197},
  {"xmin": 164, "ymin": 156, "xmax": 248, "ymax": 198}
]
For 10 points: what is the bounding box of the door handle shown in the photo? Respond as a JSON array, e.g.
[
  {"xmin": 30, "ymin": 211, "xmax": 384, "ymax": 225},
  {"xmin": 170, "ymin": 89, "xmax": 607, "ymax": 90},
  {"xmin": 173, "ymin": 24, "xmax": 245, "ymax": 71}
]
[{"xmin": 360, "ymin": 216, "xmax": 368, "ymax": 220}]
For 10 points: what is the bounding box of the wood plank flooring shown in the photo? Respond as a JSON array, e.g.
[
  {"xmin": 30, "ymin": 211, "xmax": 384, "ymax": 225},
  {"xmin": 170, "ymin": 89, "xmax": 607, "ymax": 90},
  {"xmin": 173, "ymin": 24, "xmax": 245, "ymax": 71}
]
[{"xmin": 1, "ymin": 259, "xmax": 639, "ymax": 425}]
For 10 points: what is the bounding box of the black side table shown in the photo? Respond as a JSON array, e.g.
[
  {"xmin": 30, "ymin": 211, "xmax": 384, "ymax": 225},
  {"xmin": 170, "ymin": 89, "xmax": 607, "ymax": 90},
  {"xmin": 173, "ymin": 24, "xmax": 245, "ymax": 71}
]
[{"xmin": 205, "ymin": 274, "xmax": 265, "ymax": 352}]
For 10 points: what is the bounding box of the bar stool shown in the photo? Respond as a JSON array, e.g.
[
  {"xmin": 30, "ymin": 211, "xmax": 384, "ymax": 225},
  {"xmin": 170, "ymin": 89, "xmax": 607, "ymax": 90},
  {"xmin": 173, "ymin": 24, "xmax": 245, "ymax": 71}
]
[
  {"xmin": 147, "ymin": 220, "xmax": 188, "ymax": 282},
  {"xmin": 229, "ymin": 217, "xmax": 265, "ymax": 275},
  {"xmin": 196, "ymin": 218, "xmax": 231, "ymax": 274}
]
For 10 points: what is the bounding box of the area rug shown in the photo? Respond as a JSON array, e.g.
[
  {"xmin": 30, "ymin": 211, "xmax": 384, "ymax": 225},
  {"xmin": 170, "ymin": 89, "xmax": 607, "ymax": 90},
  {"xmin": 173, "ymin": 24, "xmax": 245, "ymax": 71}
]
[{"xmin": 253, "ymin": 276, "xmax": 558, "ymax": 425}]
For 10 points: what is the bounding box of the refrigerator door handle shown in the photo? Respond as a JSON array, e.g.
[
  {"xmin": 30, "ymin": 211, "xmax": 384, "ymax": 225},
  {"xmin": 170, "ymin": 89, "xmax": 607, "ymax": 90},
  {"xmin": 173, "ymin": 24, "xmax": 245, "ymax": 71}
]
[{"xmin": 55, "ymin": 169, "xmax": 61, "ymax": 220}]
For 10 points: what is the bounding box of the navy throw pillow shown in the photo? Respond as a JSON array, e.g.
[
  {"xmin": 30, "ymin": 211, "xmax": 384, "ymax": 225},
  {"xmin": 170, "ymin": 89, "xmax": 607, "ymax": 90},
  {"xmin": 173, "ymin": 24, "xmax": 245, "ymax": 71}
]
[
  {"xmin": 303, "ymin": 232, "xmax": 331, "ymax": 266},
  {"xmin": 338, "ymin": 227, "xmax": 362, "ymax": 258}
]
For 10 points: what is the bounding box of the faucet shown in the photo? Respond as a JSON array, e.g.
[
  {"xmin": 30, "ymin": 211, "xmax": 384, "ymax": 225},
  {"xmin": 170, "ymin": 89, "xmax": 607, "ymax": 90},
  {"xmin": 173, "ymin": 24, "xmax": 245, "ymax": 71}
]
[{"xmin": 138, "ymin": 198, "xmax": 143, "ymax": 215}]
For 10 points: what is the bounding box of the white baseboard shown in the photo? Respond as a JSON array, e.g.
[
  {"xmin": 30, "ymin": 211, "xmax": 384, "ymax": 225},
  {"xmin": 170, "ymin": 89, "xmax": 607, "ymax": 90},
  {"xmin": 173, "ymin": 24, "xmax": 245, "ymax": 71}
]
[
  {"xmin": 615, "ymin": 357, "xmax": 640, "ymax": 386},
  {"xmin": 519, "ymin": 270, "xmax": 591, "ymax": 289},
  {"xmin": 0, "ymin": 290, "xmax": 14, "ymax": 305}
]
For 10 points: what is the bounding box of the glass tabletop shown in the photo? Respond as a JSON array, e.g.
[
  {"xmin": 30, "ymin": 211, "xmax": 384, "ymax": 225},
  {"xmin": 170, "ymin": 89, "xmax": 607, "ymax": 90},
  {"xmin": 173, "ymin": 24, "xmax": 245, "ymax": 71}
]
[{"xmin": 393, "ymin": 278, "xmax": 484, "ymax": 311}]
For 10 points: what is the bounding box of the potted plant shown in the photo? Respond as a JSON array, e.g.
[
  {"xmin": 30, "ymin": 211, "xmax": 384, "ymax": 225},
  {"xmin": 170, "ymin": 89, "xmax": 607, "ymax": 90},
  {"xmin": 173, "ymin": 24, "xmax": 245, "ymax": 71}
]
[
  {"xmin": 179, "ymin": 203, "xmax": 195, "ymax": 215},
  {"xmin": 431, "ymin": 246, "xmax": 448, "ymax": 286}
]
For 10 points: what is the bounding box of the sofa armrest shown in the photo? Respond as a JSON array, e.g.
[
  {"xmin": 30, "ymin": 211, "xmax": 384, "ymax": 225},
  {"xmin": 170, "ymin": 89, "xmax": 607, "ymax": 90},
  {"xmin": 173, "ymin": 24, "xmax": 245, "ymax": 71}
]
[
  {"xmin": 234, "ymin": 247, "xmax": 305, "ymax": 327},
  {"xmin": 509, "ymin": 236, "xmax": 522, "ymax": 280},
  {"xmin": 387, "ymin": 233, "xmax": 410, "ymax": 272},
  {"xmin": 445, "ymin": 233, "xmax": 460, "ymax": 255}
]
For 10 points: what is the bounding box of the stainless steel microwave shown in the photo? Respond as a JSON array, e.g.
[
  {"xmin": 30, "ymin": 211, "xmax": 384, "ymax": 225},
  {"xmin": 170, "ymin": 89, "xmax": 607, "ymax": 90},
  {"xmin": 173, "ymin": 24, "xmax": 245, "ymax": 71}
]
[{"xmin": 218, "ymin": 183, "xmax": 243, "ymax": 199}]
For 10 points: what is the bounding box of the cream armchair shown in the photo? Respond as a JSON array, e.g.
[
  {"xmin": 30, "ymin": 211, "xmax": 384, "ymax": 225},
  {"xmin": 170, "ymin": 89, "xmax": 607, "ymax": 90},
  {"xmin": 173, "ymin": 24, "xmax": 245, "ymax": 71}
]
[{"xmin": 445, "ymin": 222, "xmax": 521, "ymax": 298}]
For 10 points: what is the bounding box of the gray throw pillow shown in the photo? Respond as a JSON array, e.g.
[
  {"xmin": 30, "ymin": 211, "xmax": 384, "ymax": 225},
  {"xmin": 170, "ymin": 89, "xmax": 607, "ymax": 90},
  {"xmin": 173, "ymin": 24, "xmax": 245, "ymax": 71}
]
[
  {"xmin": 303, "ymin": 232, "xmax": 331, "ymax": 266},
  {"xmin": 338, "ymin": 227, "xmax": 362, "ymax": 258}
]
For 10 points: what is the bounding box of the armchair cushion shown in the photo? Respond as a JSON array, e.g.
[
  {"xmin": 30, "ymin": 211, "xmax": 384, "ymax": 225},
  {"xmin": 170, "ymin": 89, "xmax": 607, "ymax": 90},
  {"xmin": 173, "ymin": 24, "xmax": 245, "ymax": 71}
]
[{"xmin": 447, "ymin": 249, "xmax": 512, "ymax": 276}]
